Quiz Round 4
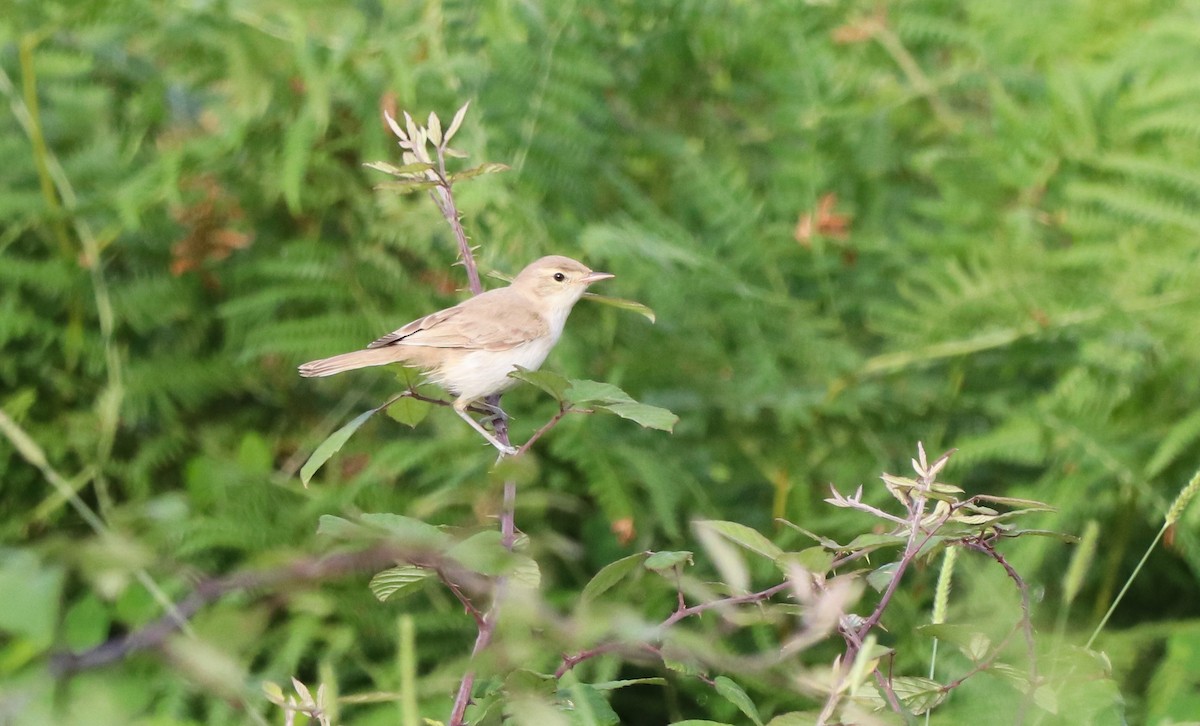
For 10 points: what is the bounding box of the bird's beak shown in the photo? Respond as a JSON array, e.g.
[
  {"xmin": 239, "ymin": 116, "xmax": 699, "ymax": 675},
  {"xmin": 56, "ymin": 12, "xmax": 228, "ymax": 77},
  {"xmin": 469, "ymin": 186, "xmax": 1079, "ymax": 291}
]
[{"xmin": 582, "ymin": 271, "xmax": 615, "ymax": 284}]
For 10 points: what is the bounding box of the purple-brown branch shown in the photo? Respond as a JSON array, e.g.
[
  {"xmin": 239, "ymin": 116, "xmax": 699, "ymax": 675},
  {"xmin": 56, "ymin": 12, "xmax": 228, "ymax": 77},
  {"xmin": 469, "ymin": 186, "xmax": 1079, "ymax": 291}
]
[
  {"xmin": 516, "ymin": 406, "xmax": 588, "ymax": 457},
  {"xmin": 555, "ymin": 581, "xmax": 793, "ymax": 678},
  {"xmin": 417, "ymin": 116, "xmax": 525, "ymax": 726},
  {"xmin": 50, "ymin": 544, "xmax": 486, "ymax": 677},
  {"xmin": 963, "ymin": 535, "xmax": 1038, "ymax": 723}
]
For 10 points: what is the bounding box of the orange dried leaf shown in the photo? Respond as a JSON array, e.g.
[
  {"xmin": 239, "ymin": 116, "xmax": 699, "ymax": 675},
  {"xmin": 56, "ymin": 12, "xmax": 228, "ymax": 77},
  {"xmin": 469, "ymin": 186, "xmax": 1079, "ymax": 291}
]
[{"xmin": 611, "ymin": 517, "xmax": 636, "ymax": 546}]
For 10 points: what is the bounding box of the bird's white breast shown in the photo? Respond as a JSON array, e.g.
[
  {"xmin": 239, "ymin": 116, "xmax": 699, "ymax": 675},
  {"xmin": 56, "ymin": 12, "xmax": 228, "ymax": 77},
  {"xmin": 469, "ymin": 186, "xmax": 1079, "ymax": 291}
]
[{"xmin": 430, "ymin": 335, "xmax": 560, "ymax": 403}]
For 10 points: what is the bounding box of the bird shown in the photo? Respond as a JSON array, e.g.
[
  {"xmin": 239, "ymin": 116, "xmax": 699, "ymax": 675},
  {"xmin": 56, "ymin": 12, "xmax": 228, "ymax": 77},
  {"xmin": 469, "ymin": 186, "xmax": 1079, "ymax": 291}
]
[{"xmin": 298, "ymin": 255, "xmax": 614, "ymax": 455}]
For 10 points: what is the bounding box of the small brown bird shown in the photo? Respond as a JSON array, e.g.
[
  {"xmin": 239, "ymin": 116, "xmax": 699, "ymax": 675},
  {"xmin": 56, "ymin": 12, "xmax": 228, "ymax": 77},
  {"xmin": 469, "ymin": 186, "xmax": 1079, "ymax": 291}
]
[{"xmin": 299, "ymin": 255, "xmax": 613, "ymax": 454}]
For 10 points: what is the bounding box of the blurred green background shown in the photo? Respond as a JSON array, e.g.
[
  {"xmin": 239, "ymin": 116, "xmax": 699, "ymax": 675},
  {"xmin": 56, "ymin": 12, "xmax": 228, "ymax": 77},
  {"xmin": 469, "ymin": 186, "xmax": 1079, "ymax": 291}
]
[{"xmin": 3, "ymin": 0, "xmax": 1200, "ymax": 723}]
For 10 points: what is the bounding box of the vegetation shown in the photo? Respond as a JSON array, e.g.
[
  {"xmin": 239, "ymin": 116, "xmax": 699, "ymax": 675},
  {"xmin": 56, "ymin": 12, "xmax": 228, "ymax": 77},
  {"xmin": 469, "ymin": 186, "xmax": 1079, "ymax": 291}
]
[{"xmin": 3, "ymin": 1, "xmax": 1200, "ymax": 723}]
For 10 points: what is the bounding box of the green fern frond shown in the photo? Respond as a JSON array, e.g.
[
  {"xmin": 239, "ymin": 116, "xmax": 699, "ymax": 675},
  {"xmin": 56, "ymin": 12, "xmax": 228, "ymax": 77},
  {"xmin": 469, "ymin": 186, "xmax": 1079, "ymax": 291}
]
[
  {"xmin": 1087, "ymin": 153, "xmax": 1200, "ymax": 201},
  {"xmin": 1065, "ymin": 181, "xmax": 1200, "ymax": 234}
]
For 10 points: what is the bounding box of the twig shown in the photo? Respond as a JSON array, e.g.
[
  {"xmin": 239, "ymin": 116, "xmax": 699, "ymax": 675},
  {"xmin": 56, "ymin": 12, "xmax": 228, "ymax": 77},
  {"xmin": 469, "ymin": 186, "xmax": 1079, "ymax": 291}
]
[
  {"xmin": 51, "ymin": 544, "xmax": 484, "ymax": 676},
  {"xmin": 555, "ymin": 581, "xmax": 792, "ymax": 677},
  {"xmin": 964, "ymin": 536, "xmax": 1038, "ymax": 723},
  {"xmin": 515, "ymin": 406, "xmax": 589, "ymax": 456},
  {"xmin": 430, "ymin": 148, "xmax": 482, "ymax": 296},
  {"xmin": 939, "ymin": 617, "xmax": 1022, "ymax": 693},
  {"xmin": 872, "ymin": 663, "xmax": 904, "ymax": 715},
  {"xmin": 555, "ymin": 643, "xmax": 622, "ymax": 678},
  {"xmin": 399, "ymin": 107, "xmax": 521, "ymax": 726},
  {"xmin": 438, "ymin": 566, "xmax": 485, "ymax": 627}
]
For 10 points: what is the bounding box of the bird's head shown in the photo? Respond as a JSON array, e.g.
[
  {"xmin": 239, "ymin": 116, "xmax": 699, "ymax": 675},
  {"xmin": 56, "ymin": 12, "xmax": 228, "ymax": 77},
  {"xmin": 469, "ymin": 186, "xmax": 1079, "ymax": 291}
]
[{"xmin": 512, "ymin": 255, "xmax": 614, "ymax": 309}]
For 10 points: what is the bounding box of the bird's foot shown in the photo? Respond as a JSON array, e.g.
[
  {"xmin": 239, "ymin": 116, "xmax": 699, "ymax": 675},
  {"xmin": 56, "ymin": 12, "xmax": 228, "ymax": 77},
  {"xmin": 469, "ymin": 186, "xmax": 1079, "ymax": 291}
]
[{"xmin": 454, "ymin": 405, "xmax": 518, "ymax": 456}]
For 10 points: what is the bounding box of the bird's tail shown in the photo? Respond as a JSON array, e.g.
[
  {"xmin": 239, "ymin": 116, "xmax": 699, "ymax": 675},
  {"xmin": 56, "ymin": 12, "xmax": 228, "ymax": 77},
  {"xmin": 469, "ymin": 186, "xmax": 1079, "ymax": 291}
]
[{"xmin": 298, "ymin": 348, "xmax": 405, "ymax": 378}]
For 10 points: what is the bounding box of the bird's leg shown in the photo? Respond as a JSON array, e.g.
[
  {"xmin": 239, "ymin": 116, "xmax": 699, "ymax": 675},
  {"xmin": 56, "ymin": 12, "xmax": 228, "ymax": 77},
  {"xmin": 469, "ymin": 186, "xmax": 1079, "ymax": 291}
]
[
  {"xmin": 474, "ymin": 400, "xmax": 511, "ymax": 430},
  {"xmin": 453, "ymin": 398, "xmax": 518, "ymax": 456}
]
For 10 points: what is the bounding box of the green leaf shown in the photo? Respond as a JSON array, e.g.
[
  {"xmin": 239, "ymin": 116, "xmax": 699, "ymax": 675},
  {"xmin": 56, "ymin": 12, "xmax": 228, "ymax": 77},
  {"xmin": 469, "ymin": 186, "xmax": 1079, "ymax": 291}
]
[
  {"xmin": 557, "ymin": 682, "xmax": 620, "ymax": 726},
  {"xmin": 369, "ymin": 566, "xmax": 434, "ymax": 602},
  {"xmin": 375, "ymin": 180, "xmax": 440, "ymax": 193},
  {"xmin": 361, "ymin": 513, "xmax": 452, "ymax": 548},
  {"xmin": 997, "ymin": 529, "xmax": 1078, "ymax": 542},
  {"xmin": 972, "ymin": 495, "xmax": 1056, "ymax": 512},
  {"xmin": 62, "ymin": 593, "xmax": 109, "ymax": 651},
  {"xmin": 696, "ymin": 520, "xmax": 784, "ymax": 561},
  {"xmin": 714, "ymin": 676, "xmax": 764, "ymax": 726},
  {"xmin": 775, "ymin": 520, "xmax": 845, "ymax": 550},
  {"xmin": 694, "ymin": 522, "xmax": 749, "ymax": 592},
  {"xmin": 581, "ymin": 553, "xmax": 648, "ymax": 604},
  {"xmin": 888, "ymin": 676, "xmax": 947, "ymax": 715},
  {"xmin": 566, "ymin": 380, "xmax": 635, "ymax": 406},
  {"xmin": 510, "ymin": 555, "xmax": 542, "ymax": 589},
  {"xmin": 316, "ymin": 514, "xmax": 371, "ymax": 541},
  {"xmin": 509, "ymin": 366, "xmax": 570, "ymax": 401},
  {"xmin": 916, "ymin": 624, "xmax": 992, "ymax": 662},
  {"xmin": 660, "ymin": 655, "xmax": 704, "ymax": 678},
  {"xmin": 363, "ymin": 160, "xmax": 436, "ymax": 176},
  {"xmin": 504, "ymin": 668, "xmax": 555, "ymax": 690},
  {"xmin": 667, "ymin": 721, "xmax": 734, "ymax": 726},
  {"xmin": 392, "ymin": 365, "xmax": 426, "ymax": 388},
  {"xmin": 595, "ymin": 401, "xmax": 679, "ymax": 432},
  {"xmin": 775, "ymin": 547, "xmax": 835, "ymax": 574},
  {"xmin": 581, "ymin": 292, "xmax": 657, "ymax": 323},
  {"xmin": 262, "ymin": 681, "xmax": 285, "ymax": 705},
  {"xmin": 589, "ymin": 678, "xmax": 668, "ymax": 691},
  {"xmin": 300, "ymin": 407, "xmax": 378, "ymax": 486},
  {"xmin": 449, "ymin": 162, "xmax": 510, "ymax": 182},
  {"xmin": 387, "ymin": 395, "xmax": 429, "ymax": 428},
  {"xmin": 643, "ymin": 550, "xmax": 693, "ymax": 573},
  {"xmin": 866, "ymin": 562, "xmax": 899, "ymax": 592},
  {"xmin": 765, "ymin": 714, "xmax": 819, "ymax": 726},
  {"xmin": 447, "ymin": 530, "xmax": 508, "ymax": 575},
  {"xmin": 843, "ymin": 532, "xmax": 907, "ymax": 552}
]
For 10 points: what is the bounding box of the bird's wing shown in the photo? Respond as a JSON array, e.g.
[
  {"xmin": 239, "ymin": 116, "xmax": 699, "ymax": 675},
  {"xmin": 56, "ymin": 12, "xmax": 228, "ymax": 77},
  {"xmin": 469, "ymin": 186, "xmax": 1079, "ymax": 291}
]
[
  {"xmin": 366, "ymin": 306, "xmax": 463, "ymax": 348},
  {"xmin": 367, "ymin": 292, "xmax": 548, "ymax": 351}
]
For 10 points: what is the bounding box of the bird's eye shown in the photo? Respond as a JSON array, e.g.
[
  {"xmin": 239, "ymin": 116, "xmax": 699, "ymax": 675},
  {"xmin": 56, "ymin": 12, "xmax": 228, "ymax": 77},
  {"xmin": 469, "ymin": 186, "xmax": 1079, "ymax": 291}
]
[{"xmin": 553, "ymin": 272, "xmax": 566, "ymax": 282}]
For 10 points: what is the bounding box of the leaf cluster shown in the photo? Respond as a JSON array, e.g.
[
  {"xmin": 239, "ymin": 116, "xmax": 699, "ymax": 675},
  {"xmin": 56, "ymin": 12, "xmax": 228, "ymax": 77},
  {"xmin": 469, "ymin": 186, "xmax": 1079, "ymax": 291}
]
[{"xmin": 3, "ymin": 0, "xmax": 1200, "ymax": 723}]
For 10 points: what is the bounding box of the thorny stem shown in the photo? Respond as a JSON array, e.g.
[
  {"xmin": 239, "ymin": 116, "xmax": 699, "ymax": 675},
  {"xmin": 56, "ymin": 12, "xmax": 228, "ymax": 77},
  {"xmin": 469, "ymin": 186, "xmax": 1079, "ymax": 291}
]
[
  {"xmin": 872, "ymin": 661, "xmax": 904, "ymax": 714},
  {"xmin": 843, "ymin": 505, "xmax": 932, "ymax": 664},
  {"xmin": 556, "ymin": 581, "xmax": 793, "ymax": 677},
  {"xmin": 964, "ymin": 536, "xmax": 1038, "ymax": 722},
  {"xmin": 432, "ymin": 143, "xmax": 482, "ymax": 296},
  {"xmin": 411, "ymin": 114, "xmax": 521, "ymax": 726},
  {"xmin": 438, "ymin": 566, "xmax": 484, "ymax": 628}
]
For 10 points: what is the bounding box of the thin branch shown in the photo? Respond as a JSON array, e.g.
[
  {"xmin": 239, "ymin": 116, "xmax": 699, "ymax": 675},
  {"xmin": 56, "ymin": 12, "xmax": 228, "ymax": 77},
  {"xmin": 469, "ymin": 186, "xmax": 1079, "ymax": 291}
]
[
  {"xmin": 964, "ymin": 536, "xmax": 1038, "ymax": 723},
  {"xmin": 51, "ymin": 544, "xmax": 483, "ymax": 676},
  {"xmin": 556, "ymin": 581, "xmax": 792, "ymax": 677},
  {"xmin": 406, "ymin": 107, "xmax": 522, "ymax": 726},
  {"xmin": 555, "ymin": 643, "xmax": 622, "ymax": 678},
  {"xmin": 432, "ymin": 141, "xmax": 481, "ymax": 295},
  {"xmin": 662, "ymin": 581, "xmax": 792, "ymax": 628},
  {"xmin": 437, "ymin": 566, "xmax": 484, "ymax": 627},
  {"xmin": 872, "ymin": 661, "xmax": 905, "ymax": 715},
  {"xmin": 939, "ymin": 617, "xmax": 1022, "ymax": 693},
  {"xmin": 516, "ymin": 406, "xmax": 589, "ymax": 456}
]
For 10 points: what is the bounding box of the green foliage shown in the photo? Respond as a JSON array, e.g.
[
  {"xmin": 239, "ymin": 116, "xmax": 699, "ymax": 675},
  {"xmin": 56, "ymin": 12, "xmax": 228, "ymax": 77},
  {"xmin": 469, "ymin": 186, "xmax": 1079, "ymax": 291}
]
[{"xmin": 3, "ymin": 0, "xmax": 1200, "ymax": 723}]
